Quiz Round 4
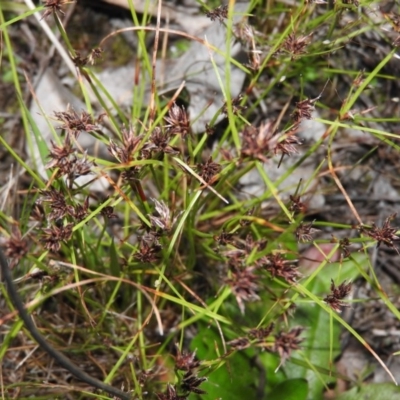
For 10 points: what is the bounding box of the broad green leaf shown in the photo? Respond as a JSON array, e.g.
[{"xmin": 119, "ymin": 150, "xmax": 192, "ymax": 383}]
[
  {"xmin": 269, "ymin": 378, "xmax": 308, "ymax": 400},
  {"xmin": 284, "ymin": 253, "xmax": 368, "ymax": 400},
  {"xmin": 336, "ymin": 383, "xmax": 400, "ymax": 400},
  {"xmin": 190, "ymin": 325, "xmax": 258, "ymax": 400}
]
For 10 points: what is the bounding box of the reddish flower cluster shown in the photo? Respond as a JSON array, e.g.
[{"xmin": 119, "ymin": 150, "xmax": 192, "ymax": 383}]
[
  {"xmin": 41, "ymin": 223, "xmax": 73, "ymax": 252},
  {"xmin": 240, "ymin": 121, "xmax": 302, "ymax": 163},
  {"xmin": 324, "ymin": 280, "xmax": 352, "ymax": 313},
  {"xmin": 259, "ymin": 253, "xmax": 301, "ymax": 284},
  {"xmin": 205, "ymin": 5, "xmax": 228, "ymax": 23},
  {"xmin": 295, "ymin": 221, "xmax": 320, "ymax": 243},
  {"xmin": 358, "ymin": 214, "xmax": 400, "ymax": 254},
  {"xmin": 164, "ymin": 103, "xmax": 191, "ymax": 138},
  {"xmin": 134, "ymin": 233, "xmax": 162, "ymax": 263},
  {"xmin": 45, "ymin": 108, "xmax": 101, "ymax": 183},
  {"xmin": 216, "ymin": 231, "xmax": 300, "ymax": 313},
  {"xmin": 54, "ymin": 108, "xmax": 98, "ymax": 138},
  {"xmin": 3, "ymin": 230, "xmax": 28, "ymax": 260},
  {"xmin": 226, "ymin": 263, "xmax": 260, "ymax": 314},
  {"xmin": 273, "ymin": 327, "xmax": 305, "ymax": 366},
  {"xmin": 107, "ymin": 105, "xmax": 188, "ymax": 185},
  {"xmin": 228, "ymin": 323, "xmax": 304, "ymax": 368},
  {"xmin": 282, "ymin": 32, "xmax": 313, "ymax": 60},
  {"xmin": 71, "ymin": 48, "xmax": 103, "ymax": 68},
  {"xmin": 38, "ymin": 188, "xmax": 91, "ymax": 222},
  {"xmin": 41, "ymin": 0, "xmax": 70, "ymax": 20},
  {"xmin": 196, "ymin": 157, "xmax": 221, "ymax": 184},
  {"xmin": 291, "ymin": 97, "xmax": 318, "ymax": 123},
  {"xmin": 156, "ymin": 346, "xmax": 206, "ymax": 399}
]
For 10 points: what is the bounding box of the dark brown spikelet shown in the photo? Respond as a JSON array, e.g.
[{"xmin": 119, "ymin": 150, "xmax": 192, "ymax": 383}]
[
  {"xmin": 156, "ymin": 384, "xmax": 187, "ymax": 400},
  {"xmin": 260, "ymin": 253, "xmax": 301, "ymax": 284},
  {"xmin": 41, "ymin": 223, "xmax": 73, "ymax": 252},
  {"xmin": 324, "ymin": 279, "xmax": 352, "ymax": 313},
  {"xmin": 248, "ymin": 323, "xmax": 275, "ymax": 341},
  {"xmin": 88, "ymin": 47, "xmax": 103, "ymax": 64},
  {"xmin": 54, "ymin": 107, "xmax": 97, "ymax": 138},
  {"xmin": 45, "ymin": 136, "xmax": 75, "ymax": 170},
  {"xmin": 68, "ymin": 152, "xmax": 94, "ymax": 178},
  {"xmin": 205, "ymin": 5, "xmax": 228, "ymax": 23},
  {"xmin": 164, "ymin": 103, "xmax": 191, "ymax": 138},
  {"xmin": 41, "ymin": 0, "xmax": 70, "ymax": 20},
  {"xmin": 39, "ymin": 188, "xmax": 75, "ymax": 221},
  {"xmin": 274, "ymin": 124, "xmax": 302, "ymax": 158},
  {"xmin": 338, "ymin": 237, "xmax": 351, "ymax": 259},
  {"xmin": 73, "ymin": 197, "xmax": 90, "ymax": 221},
  {"xmin": 71, "ymin": 51, "xmax": 90, "ymax": 68},
  {"xmin": 196, "ymin": 157, "xmax": 221, "ymax": 184},
  {"xmin": 134, "ymin": 235, "xmax": 162, "ymax": 263},
  {"xmin": 295, "ymin": 221, "xmax": 320, "ymax": 243},
  {"xmin": 358, "ymin": 214, "xmax": 400, "ymax": 253},
  {"xmin": 141, "ymin": 127, "xmax": 180, "ymax": 159},
  {"xmin": 226, "ymin": 264, "xmax": 260, "ymax": 314},
  {"xmin": 108, "ymin": 126, "xmax": 142, "ymax": 164},
  {"xmin": 181, "ymin": 372, "xmax": 207, "ymax": 395},
  {"xmin": 291, "ymin": 97, "xmax": 318, "ymax": 123},
  {"xmin": 282, "ymin": 32, "xmax": 312, "ymax": 60},
  {"xmin": 240, "ymin": 122, "xmax": 277, "ymax": 163},
  {"xmin": 100, "ymin": 205, "xmax": 118, "ymax": 219},
  {"xmin": 174, "ymin": 345, "xmax": 201, "ymax": 372},
  {"xmin": 4, "ymin": 230, "xmax": 29, "ymax": 260},
  {"xmin": 273, "ymin": 326, "xmax": 305, "ymax": 367},
  {"xmin": 289, "ymin": 195, "xmax": 307, "ymax": 215},
  {"xmin": 223, "ymin": 94, "xmax": 245, "ymax": 116},
  {"xmin": 227, "ymin": 336, "xmax": 251, "ymax": 350},
  {"xmin": 214, "ymin": 231, "xmax": 235, "ymax": 246}
]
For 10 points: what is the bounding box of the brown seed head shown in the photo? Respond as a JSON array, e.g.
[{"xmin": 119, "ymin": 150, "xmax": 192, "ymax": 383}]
[
  {"xmin": 174, "ymin": 345, "xmax": 201, "ymax": 372},
  {"xmin": 359, "ymin": 214, "xmax": 400, "ymax": 253},
  {"xmin": 295, "ymin": 221, "xmax": 320, "ymax": 243},
  {"xmin": 273, "ymin": 326, "xmax": 304, "ymax": 365},
  {"xmin": 41, "ymin": 223, "xmax": 73, "ymax": 252},
  {"xmin": 196, "ymin": 157, "xmax": 221, "ymax": 184},
  {"xmin": 205, "ymin": 5, "xmax": 228, "ymax": 23},
  {"xmin": 41, "ymin": 0, "xmax": 71, "ymax": 20},
  {"xmin": 4, "ymin": 230, "xmax": 29, "ymax": 260},
  {"xmin": 164, "ymin": 103, "xmax": 191, "ymax": 138},
  {"xmin": 324, "ymin": 279, "xmax": 352, "ymax": 313},
  {"xmin": 260, "ymin": 253, "xmax": 301, "ymax": 284},
  {"xmin": 226, "ymin": 264, "xmax": 260, "ymax": 314},
  {"xmin": 240, "ymin": 121, "xmax": 277, "ymax": 163},
  {"xmin": 282, "ymin": 32, "xmax": 312, "ymax": 60}
]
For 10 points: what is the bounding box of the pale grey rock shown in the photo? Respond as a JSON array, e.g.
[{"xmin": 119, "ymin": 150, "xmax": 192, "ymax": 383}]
[
  {"xmin": 29, "ymin": 69, "xmax": 109, "ymax": 191},
  {"xmin": 162, "ymin": 3, "xmax": 248, "ymax": 133}
]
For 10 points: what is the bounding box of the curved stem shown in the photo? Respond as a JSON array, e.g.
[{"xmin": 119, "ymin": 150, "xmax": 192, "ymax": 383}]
[{"xmin": 0, "ymin": 247, "xmax": 131, "ymax": 400}]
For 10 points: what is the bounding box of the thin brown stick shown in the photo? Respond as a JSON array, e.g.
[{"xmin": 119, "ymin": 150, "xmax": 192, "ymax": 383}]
[
  {"xmin": 149, "ymin": 0, "xmax": 162, "ymax": 124},
  {"xmin": 326, "ymin": 126, "xmax": 362, "ymax": 225}
]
